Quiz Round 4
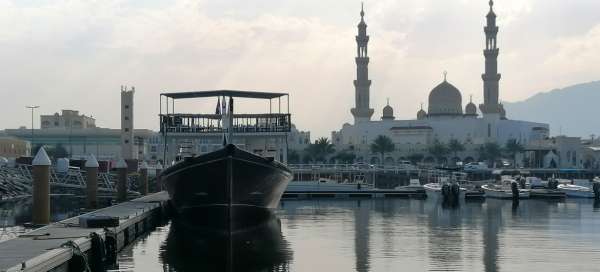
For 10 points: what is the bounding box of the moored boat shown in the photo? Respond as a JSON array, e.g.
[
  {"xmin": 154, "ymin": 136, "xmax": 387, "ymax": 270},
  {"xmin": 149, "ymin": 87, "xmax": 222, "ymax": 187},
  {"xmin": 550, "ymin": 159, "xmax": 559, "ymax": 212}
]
[
  {"xmin": 557, "ymin": 184, "xmax": 595, "ymax": 198},
  {"xmin": 159, "ymin": 90, "xmax": 293, "ymax": 232},
  {"xmin": 482, "ymin": 183, "xmax": 530, "ymax": 199},
  {"xmin": 423, "ymin": 182, "xmax": 466, "ymax": 200}
]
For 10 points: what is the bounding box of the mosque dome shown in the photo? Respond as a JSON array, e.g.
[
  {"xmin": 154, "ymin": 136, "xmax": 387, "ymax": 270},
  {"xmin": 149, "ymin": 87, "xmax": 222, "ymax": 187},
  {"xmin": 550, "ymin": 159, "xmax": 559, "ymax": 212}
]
[
  {"xmin": 382, "ymin": 99, "xmax": 395, "ymax": 120},
  {"xmin": 465, "ymin": 95, "xmax": 478, "ymax": 116},
  {"xmin": 428, "ymin": 76, "xmax": 463, "ymax": 116}
]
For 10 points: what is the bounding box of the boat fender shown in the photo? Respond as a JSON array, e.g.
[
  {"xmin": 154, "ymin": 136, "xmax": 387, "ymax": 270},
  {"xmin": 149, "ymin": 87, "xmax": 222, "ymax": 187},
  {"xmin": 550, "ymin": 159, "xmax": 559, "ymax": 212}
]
[
  {"xmin": 89, "ymin": 232, "xmax": 106, "ymax": 272},
  {"xmin": 519, "ymin": 178, "xmax": 526, "ymax": 189},
  {"xmin": 63, "ymin": 240, "xmax": 91, "ymax": 272}
]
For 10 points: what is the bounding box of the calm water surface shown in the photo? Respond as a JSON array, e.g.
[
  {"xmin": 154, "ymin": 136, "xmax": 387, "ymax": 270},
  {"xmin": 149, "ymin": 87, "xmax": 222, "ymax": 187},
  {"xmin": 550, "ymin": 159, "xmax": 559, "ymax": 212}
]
[{"xmin": 109, "ymin": 198, "xmax": 600, "ymax": 272}]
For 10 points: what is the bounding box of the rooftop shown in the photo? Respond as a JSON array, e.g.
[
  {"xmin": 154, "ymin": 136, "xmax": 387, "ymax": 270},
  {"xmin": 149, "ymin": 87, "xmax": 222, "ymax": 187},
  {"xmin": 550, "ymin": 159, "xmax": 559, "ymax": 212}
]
[{"xmin": 161, "ymin": 90, "xmax": 288, "ymax": 100}]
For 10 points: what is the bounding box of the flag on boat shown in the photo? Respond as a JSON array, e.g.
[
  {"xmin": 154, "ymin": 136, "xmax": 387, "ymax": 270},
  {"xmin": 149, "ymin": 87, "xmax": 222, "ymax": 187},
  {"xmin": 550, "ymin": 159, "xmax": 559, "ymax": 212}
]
[{"xmin": 215, "ymin": 97, "xmax": 221, "ymax": 114}]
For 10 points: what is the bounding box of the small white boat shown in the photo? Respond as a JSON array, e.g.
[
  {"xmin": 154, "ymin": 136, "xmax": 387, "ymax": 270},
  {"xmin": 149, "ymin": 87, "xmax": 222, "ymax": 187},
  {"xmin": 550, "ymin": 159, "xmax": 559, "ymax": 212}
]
[
  {"xmin": 395, "ymin": 179, "xmax": 423, "ymax": 192},
  {"xmin": 423, "ymin": 182, "xmax": 466, "ymax": 200},
  {"xmin": 482, "ymin": 183, "xmax": 530, "ymax": 199},
  {"xmin": 557, "ymin": 184, "xmax": 595, "ymax": 198}
]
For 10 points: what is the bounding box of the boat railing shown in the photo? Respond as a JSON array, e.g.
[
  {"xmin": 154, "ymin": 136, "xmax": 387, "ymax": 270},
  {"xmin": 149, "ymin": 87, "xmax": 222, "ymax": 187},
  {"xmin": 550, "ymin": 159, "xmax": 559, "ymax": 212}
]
[{"xmin": 159, "ymin": 113, "xmax": 291, "ymax": 134}]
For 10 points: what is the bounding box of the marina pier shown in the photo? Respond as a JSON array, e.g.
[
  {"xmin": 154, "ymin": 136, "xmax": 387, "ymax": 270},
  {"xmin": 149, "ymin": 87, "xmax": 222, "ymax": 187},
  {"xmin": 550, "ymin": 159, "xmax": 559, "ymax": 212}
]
[{"xmin": 0, "ymin": 192, "xmax": 169, "ymax": 272}]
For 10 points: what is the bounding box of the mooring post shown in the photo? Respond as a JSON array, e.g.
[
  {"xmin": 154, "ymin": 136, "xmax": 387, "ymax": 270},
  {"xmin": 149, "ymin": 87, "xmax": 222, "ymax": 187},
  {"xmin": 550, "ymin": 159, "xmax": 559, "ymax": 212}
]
[
  {"xmin": 116, "ymin": 159, "xmax": 128, "ymax": 202},
  {"xmin": 155, "ymin": 162, "xmax": 163, "ymax": 192},
  {"xmin": 139, "ymin": 161, "xmax": 149, "ymax": 196},
  {"xmin": 32, "ymin": 147, "xmax": 51, "ymax": 225},
  {"xmin": 85, "ymin": 154, "xmax": 99, "ymax": 209}
]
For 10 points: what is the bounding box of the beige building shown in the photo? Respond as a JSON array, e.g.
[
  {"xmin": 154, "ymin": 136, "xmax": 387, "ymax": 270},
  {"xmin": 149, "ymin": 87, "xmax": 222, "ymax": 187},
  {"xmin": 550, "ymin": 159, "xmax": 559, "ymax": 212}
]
[
  {"xmin": 0, "ymin": 136, "xmax": 31, "ymax": 158},
  {"xmin": 41, "ymin": 110, "xmax": 96, "ymax": 129}
]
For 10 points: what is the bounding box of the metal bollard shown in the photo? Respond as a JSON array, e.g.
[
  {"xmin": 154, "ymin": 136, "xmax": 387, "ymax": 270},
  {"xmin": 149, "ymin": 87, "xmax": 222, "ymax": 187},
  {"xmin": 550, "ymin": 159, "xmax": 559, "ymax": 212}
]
[
  {"xmin": 32, "ymin": 147, "xmax": 51, "ymax": 225},
  {"xmin": 139, "ymin": 162, "xmax": 149, "ymax": 196},
  {"xmin": 155, "ymin": 163, "xmax": 163, "ymax": 192},
  {"xmin": 116, "ymin": 159, "xmax": 128, "ymax": 202},
  {"xmin": 85, "ymin": 154, "xmax": 99, "ymax": 209}
]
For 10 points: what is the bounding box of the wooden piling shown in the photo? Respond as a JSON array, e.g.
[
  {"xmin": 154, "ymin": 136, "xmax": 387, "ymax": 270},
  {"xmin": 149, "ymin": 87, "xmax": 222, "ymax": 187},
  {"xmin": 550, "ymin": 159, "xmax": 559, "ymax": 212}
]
[
  {"xmin": 155, "ymin": 163, "xmax": 163, "ymax": 192},
  {"xmin": 116, "ymin": 159, "xmax": 128, "ymax": 202},
  {"xmin": 85, "ymin": 154, "xmax": 99, "ymax": 209},
  {"xmin": 32, "ymin": 147, "xmax": 51, "ymax": 225},
  {"xmin": 139, "ymin": 162, "xmax": 149, "ymax": 196}
]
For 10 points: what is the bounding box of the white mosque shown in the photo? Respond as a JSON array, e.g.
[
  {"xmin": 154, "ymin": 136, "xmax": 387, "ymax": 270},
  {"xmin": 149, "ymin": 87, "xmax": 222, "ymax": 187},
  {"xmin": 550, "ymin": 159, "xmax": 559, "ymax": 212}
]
[{"xmin": 331, "ymin": 1, "xmax": 550, "ymax": 165}]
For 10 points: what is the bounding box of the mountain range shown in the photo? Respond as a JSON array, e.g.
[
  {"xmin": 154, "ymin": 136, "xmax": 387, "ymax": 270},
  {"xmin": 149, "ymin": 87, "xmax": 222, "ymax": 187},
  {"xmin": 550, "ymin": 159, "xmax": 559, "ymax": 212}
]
[{"xmin": 504, "ymin": 81, "xmax": 600, "ymax": 138}]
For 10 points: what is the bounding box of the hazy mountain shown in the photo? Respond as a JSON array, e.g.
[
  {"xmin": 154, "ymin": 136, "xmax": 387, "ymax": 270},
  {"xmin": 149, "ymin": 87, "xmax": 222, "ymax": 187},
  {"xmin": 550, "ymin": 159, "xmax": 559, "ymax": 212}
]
[{"xmin": 504, "ymin": 81, "xmax": 600, "ymax": 138}]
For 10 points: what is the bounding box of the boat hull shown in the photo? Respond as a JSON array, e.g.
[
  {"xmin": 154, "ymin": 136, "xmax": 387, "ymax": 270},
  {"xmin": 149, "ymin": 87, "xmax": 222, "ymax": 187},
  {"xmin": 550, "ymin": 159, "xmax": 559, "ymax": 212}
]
[
  {"xmin": 558, "ymin": 184, "xmax": 595, "ymax": 198},
  {"xmin": 161, "ymin": 145, "xmax": 293, "ymax": 232},
  {"xmin": 482, "ymin": 185, "xmax": 530, "ymax": 199},
  {"xmin": 423, "ymin": 183, "xmax": 466, "ymax": 200}
]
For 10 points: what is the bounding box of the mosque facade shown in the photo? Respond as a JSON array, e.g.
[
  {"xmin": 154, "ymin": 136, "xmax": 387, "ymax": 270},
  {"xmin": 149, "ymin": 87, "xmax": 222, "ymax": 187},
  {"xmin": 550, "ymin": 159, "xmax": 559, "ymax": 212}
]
[{"xmin": 331, "ymin": 1, "xmax": 550, "ymax": 165}]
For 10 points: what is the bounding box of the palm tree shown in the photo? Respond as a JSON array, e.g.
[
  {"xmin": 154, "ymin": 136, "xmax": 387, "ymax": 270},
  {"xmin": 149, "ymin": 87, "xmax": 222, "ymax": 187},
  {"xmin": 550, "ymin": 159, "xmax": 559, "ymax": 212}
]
[
  {"xmin": 288, "ymin": 149, "xmax": 300, "ymax": 164},
  {"xmin": 478, "ymin": 142, "xmax": 502, "ymax": 167},
  {"xmin": 370, "ymin": 135, "xmax": 395, "ymax": 165},
  {"xmin": 335, "ymin": 150, "xmax": 356, "ymax": 164},
  {"xmin": 448, "ymin": 139, "xmax": 465, "ymax": 165},
  {"xmin": 427, "ymin": 140, "xmax": 449, "ymax": 165},
  {"xmin": 305, "ymin": 137, "xmax": 335, "ymax": 163},
  {"xmin": 504, "ymin": 139, "xmax": 524, "ymax": 168}
]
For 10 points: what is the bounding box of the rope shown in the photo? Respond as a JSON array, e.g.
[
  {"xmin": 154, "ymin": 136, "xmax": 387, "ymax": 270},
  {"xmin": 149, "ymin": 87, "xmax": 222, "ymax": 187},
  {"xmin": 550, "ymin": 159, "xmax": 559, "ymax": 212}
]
[{"xmin": 62, "ymin": 240, "xmax": 91, "ymax": 272}]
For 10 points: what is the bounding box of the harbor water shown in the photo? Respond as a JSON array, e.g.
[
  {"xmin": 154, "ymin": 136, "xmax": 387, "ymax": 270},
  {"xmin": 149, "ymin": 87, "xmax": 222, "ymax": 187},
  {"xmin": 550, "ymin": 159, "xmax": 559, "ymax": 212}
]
[{"xmin": 2, "ymin": 198, "xmax": 600, "ymax": 271}]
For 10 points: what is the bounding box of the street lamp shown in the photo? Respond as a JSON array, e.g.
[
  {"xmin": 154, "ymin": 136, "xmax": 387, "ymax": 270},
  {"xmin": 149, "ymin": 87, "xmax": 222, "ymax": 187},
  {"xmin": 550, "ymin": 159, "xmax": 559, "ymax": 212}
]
[{"xmin": 26, "ymin": 105, "xmax": 39, "ymax": 154}]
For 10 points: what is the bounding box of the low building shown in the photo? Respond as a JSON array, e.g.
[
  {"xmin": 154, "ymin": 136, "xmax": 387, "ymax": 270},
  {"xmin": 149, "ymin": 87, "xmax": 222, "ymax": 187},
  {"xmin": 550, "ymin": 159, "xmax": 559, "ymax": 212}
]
[
  {"xmin": 0, "ymin": 136, "xmax": 31, "ymax": 158},
  {"xmin": 41, "ymin": 110, "xmax": 96, "ymax": 129}
]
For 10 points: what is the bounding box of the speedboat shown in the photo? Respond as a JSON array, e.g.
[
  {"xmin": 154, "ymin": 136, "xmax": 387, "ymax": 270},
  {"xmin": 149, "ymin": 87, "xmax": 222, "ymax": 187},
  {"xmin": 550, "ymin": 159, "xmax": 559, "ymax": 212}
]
[
  {"xmin": 394, "ymin": 179, "xmax": 423, "ymax": 192},
  {"xmin": 423, "ymin": 182, "xmax": 466, "ymax": 200},
  {"xmin": 557, "ymin": 184, "xmax": 595, "ymax": 198},
  {"xmin": 482, "ymin": 183, "xmax": 530, "ymax": 199}
]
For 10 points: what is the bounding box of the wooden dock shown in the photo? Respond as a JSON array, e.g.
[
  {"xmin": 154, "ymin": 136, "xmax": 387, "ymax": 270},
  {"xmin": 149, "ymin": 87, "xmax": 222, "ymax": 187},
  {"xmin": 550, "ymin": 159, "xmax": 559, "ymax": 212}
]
[
  {"xmin": 283, "ymin": 189, "xmax": 426, "ymax": 199},
  {"xmin": 0, "ymin": 192, "xmax": 169, "ymax": 272}
]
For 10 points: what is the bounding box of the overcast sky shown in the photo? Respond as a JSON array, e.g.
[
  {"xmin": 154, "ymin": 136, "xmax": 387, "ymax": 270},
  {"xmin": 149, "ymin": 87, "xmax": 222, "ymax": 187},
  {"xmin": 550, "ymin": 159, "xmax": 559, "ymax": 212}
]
[{"xmin": 0, "ymin": 0, "xmax": 599, "ymax": 138}]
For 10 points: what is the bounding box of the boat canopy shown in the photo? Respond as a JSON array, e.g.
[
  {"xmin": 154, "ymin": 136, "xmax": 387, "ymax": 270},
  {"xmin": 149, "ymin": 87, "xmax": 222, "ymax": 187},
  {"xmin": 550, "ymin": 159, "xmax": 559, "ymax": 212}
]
[{"xmin": 161, "ymin": 90, "xmax": 288, "ymax": 100}]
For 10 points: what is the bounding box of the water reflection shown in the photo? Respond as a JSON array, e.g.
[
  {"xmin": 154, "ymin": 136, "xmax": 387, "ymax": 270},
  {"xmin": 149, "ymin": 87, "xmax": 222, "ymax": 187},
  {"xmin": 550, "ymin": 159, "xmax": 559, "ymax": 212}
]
[{"xmin": 160, "ymin": 214, "xmax": 292, "ymax": 272}]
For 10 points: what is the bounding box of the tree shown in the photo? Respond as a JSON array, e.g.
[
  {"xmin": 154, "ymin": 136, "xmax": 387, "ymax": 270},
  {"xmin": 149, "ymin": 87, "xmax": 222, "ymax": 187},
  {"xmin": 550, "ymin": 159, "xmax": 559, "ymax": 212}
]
[
  {"xmin": 305, "ymin": 137, "xmax": 335, "ymax": 163},
  {"xmin": 407, "ymin": 153, "xmax": 424, "ymax": 165},
  {"xmin": 288, "ymin": 149, "xmax": 300, "ymax": 164},
  {"xmin": 478, "ymin": 142, "xmax": 502, "ymax": 167},
  {"xmin": 53, "ymin": 143, "xmax": 69, "ymax": 159},
  {"xmin": 335, "ymin": 150, "xmax": 356, "ymax": 164},
  {"xmin": 448, "ymin": 139, "xmax": 465, "ymax": 164},
  {"xmin": 504, "ymin": 139, "xmax": 524, "ymax": 168},
  {"xmin": 427, "ymin": 140, "xmax": 449, "ymax": 165},
  {"xmin": 370, "ymin": 135, "xmax": 395, "ymax": 165}
]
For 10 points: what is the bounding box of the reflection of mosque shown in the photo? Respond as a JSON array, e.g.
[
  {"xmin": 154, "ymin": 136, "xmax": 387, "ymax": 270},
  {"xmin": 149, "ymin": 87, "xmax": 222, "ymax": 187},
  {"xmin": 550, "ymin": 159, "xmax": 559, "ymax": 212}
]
[{"xmin": 354, "ymin": 200, "xmax": 370, "ymax": 272}]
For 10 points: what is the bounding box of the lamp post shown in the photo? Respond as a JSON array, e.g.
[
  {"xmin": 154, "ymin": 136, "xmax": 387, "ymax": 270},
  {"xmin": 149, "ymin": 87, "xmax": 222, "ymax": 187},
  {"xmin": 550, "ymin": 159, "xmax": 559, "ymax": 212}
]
[{"xmin": 26, "ymin": 105, "xmax": 40, "ymax": 154}]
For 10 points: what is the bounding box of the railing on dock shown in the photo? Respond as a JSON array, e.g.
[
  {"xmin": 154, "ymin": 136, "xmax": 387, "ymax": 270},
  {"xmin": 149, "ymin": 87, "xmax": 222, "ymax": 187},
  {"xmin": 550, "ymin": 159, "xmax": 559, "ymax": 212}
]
[{"xmin": 159, "ymin": 113, "xmax": 291, "ymax": 134}]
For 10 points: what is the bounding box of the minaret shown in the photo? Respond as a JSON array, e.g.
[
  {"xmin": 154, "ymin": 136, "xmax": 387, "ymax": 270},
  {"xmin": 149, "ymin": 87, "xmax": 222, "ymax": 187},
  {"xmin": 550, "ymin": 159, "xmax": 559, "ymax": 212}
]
[
  {"xmin": 121, "ymin": 86, "xmax": 136, "ymax": 160},
  {"xmin": 480, "ymin": 0, "xmax": 502, "ymax": 116},
  {"xmin": 351, "ymin": 3, "xmax": 374, "ymax": 123}
]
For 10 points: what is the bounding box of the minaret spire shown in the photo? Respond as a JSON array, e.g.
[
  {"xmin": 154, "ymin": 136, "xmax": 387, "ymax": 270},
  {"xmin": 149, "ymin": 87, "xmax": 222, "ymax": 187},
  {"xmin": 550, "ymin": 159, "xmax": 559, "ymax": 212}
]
[
  {"xmin": 480, "ymin": 0, "xmax": 502, "ymax": 116},
  {"xmin": 351, "ymin": 3, "xmax": 374, "ymax": 123}
]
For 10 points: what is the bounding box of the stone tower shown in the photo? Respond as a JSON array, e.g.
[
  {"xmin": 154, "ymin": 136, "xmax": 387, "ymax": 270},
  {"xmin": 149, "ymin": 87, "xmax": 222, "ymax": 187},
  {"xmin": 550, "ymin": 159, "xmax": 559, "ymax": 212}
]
[
  {"xmin": 479, "ymin": 0, "xmax": 502, "ymax": 116},
  {"xmin": 350, "ymin": 3, "xmax": 374, "ymax": 123},
  {"xmin": 121, "ymin": 86, "xmax": 136, "ymax": 160}
]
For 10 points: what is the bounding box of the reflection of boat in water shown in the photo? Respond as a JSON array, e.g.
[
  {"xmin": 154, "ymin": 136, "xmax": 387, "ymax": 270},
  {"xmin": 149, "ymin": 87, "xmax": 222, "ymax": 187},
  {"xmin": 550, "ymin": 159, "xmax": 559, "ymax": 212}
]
[
  {"xmin": 161, "ymin": 215, "xmax": 292, "ymax": 272},
  {"xmin": 557, "ymin": 184, "xmax": 595, "ymax": 198},
  {"xmin": 162, "ymin": 144, "xmax": 292, "ymax": 232}
]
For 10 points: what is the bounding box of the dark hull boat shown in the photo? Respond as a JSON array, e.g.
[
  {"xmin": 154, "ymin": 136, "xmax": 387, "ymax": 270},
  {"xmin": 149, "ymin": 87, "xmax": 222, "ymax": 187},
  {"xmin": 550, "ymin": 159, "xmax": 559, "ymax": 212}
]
[{"xmin": 161, "ymin": 144, "xmax": 293, "ymax": 232}]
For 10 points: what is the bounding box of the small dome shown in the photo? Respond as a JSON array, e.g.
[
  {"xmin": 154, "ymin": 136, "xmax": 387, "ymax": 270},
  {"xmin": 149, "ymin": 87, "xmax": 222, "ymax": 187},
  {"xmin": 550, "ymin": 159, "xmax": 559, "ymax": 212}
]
[
  {"xmin": 465, "ymin": 95, "xmax": 477, "ymax": 116},
  {"xmin": 382, "ymin": 99, "xmax": 395, "ymax": 120},
  {"xmin": 428, "ymin": 76, "xmax": 463, "ymax": 116}
]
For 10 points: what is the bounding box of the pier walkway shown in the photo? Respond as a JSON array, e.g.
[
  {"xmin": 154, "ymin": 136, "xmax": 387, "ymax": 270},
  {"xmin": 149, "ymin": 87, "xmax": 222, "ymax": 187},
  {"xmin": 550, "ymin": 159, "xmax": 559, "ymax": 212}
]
[{"xmin": 0, "ymin": 192, "xmax": 169, "ymax": 272}]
